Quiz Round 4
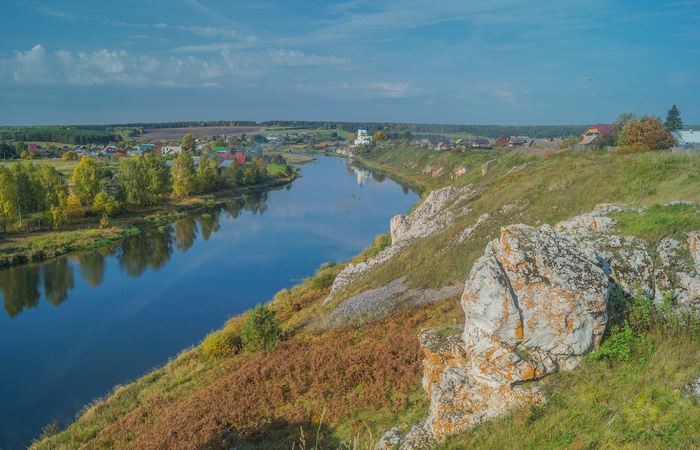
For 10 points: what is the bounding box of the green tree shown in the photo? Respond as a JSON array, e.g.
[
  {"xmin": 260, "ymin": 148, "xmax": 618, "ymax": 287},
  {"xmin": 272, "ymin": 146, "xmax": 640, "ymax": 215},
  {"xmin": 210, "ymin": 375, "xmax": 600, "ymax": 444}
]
[
  {"xmin": 253, "ymin": 156, "xmax": 267, "ymax": 181},
  {"xmin": 142, "ymin": 153, "xmax": 172, "ymax": 204},
  {"xmin": 402, "ymin": 131, "xmax": 413, "ymax": 145},
  {"xmin": 65, "ymin": 193, "xmax": 85, "ymax": 222},
  {"xmin": 92, "ymin": 192, "xmax": 119, "ymax": 217},
  {"xmin": 181, "ymin": 133, "xmax": 196, "ymax": 151},
  {"xmin": 664, "ymin": 104, "xmax": 683, "ymax": 132},
  {"xmin": 35, "ymin": 165, "xmax": 68, "ymax": 229},
  {"xmin": 118, "ymin": 157, "xmax": 148, "ymax": 209},
  {"xmin": 10, "ymin": 162, "xmax": 39, "ymax": 230},
  {"xmin": 71, "ymin": 157, "xmax": 99, "ymax": 209},
  {"xmin": 240, "ymin": 304, "xmax": 283, "ymax": 353},
  {"xmin": 0, "ymin": 142, "xmax": 15, "ymax": 160},
  {"xmin": 243, "ymin": 167, "xmax": 257, "ymax": 185},
  {"xmin": 196, "ymin": 155, "xmax": 220, "ymax": 193},
  {"xmin": 15, "ymin": 141, "xmax": 28, "ymax": 154},
  {"xmin": 0, "ymin": 166, "xmax": 18, "ymax": 232},
  {"xmin": 171, "ymin": 151, "xmax": 196, "ymax": 199}
]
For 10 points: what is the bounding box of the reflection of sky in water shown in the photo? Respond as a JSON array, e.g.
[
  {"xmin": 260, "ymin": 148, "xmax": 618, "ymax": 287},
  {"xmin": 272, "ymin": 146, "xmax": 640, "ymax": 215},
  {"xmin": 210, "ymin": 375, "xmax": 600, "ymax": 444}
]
[{"xmin": 0, "ymin": 156, "xmax": 418, "ymax": 449}]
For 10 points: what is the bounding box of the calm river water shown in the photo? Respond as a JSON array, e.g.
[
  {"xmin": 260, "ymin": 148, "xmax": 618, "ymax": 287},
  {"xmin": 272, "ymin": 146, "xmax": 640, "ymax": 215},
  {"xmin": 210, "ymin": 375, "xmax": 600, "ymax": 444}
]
[{"xmin": 0, "ymin": 156, "xmax": 419, "ymax": 448}]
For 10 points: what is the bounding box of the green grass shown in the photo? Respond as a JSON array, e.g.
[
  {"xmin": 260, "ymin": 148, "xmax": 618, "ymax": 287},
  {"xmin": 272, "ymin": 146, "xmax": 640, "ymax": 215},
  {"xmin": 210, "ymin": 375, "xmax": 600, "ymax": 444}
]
[{"xmin": 612, "ymin": 203, "xmax": 700, "ymax": 245}]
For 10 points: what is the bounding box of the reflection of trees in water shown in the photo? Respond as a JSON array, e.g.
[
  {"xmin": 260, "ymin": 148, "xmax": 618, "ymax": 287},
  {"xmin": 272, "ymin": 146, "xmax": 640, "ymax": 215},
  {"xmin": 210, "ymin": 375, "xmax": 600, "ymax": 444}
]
[
  {"xmin": 119, "ymin": 226, "xmax": 175, "ymax": 276},
  {"xmin": 1, "ymin": 264, "xmax": 42, "ymax": 318},
  {"xmin": 74, "ymin": 247, "xmax": 115, "ymax": 288},
  {"xmin": 224, "ymin": 192, "xmax": 269, "ymax": 219},
  {"xmin": 43, "ymin": 258, "xmax": 74, "ymax": 306},
  {"xmin": 198, "ymin": 210, "xmax": 221, "ymax": 241},
  {"xmin": 371, "ymin": 171, "xmax": 386, "ymax": 183},
  {"xmin": 174, "ymin": 215, "xmax": 198, "ymax": 252}
]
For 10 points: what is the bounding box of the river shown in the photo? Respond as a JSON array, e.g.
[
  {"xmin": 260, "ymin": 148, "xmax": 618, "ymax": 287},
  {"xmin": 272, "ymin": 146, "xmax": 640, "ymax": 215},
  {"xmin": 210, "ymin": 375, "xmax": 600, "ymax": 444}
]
[{"xmin": 0, "ymin": 156, "xmax": 419, "ymax": 448}]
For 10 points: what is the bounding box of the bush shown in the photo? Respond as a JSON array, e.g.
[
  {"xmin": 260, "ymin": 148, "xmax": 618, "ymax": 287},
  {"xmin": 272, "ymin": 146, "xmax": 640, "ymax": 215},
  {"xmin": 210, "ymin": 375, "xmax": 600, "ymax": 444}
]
[
  {"xmin": 202, "ymin": 327, "xmax": 241, "ymax": 358},
  {"xmin": 62, "ymin": 150, "xmax": 78, "ymax": 160},
  {"xmin": 240, "ymin": 304, "xmax": 283, "ymax": 354},
  {"xmin": 311, "ymin": 270, "xmax": 336, "ymax": 290}
]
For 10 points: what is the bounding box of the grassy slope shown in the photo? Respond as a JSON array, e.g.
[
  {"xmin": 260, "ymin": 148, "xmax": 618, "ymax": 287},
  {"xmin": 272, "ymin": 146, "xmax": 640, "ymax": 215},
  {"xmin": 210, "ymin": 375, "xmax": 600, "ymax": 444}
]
[{"xmin": 33, "ymin": 148, "xmax": 700, "ymax": 449}]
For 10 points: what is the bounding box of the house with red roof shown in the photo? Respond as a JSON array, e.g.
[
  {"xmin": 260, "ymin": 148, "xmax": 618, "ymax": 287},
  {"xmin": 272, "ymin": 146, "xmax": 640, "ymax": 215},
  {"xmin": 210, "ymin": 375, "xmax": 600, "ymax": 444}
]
[{"xmin": 582, "ymin": 124, "xmax": 612, "ymax": 139}]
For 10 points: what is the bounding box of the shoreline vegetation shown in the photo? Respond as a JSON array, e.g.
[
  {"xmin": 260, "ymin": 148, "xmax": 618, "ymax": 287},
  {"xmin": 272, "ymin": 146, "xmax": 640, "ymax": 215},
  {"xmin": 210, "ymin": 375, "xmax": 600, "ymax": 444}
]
[
  {"xmin": 28, "ymin": 145, "xmax": 700, "ymax": 449},
  {"xmin": 0, "ymin": 152, "xmax": 313, "ymax": 268}
]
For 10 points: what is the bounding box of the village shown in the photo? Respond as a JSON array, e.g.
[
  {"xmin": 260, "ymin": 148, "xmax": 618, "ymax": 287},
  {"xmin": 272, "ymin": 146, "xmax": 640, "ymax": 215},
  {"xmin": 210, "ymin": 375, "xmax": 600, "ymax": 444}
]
[{"xmin": 3, "ymin": 118, "xmax": 700, "ymax": 173}]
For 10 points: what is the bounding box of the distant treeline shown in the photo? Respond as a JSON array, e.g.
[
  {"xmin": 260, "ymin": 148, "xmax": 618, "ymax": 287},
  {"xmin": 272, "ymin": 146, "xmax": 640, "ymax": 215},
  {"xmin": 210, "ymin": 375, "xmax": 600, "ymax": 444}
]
[
  {"xmin": 259, "ymin": 121, "xmax": 589, "ymax": 139},
  {"xmin": 0, "ymin": 127, "xmax": 120, "ymax": 145},
  {"xmin": 75, "ymin": 121, "xmax": 258, "ymax": 132}
]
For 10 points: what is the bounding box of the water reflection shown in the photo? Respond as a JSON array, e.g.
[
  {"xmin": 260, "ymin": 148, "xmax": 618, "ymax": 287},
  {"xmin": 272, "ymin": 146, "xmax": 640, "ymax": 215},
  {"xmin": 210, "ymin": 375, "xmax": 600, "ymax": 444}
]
[
  {"xmin": 43, "ymin": 258, "xmax": 74, "ymax": 307},
  {"xmin": 1, "ymin": 264, "xmax": 42, "ymax": 318},
  {"xmin": 119, "ymin": 227, "xmax": 175, "ymax": 277},
  {"xmin": 0, "ymin": 192, "xmax": 275, "ymax": 318},
  {"xmin": 345, "ymin": 160, "xmax": 387, "ymax": 187}
]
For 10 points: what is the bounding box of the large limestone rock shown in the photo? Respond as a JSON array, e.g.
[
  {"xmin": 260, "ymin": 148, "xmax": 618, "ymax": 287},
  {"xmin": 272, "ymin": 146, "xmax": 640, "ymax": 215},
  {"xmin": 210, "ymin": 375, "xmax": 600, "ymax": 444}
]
[{"xmin": 379, "ymin": 224, "xmax": 609, "ymax": 448}]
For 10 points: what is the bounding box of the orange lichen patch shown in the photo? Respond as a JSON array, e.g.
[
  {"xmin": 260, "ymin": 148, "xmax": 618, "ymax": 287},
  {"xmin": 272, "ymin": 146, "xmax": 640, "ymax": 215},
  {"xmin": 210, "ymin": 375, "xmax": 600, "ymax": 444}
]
[
  {"xmin": 688, "ymin": 231, "xmax": 700, "ymax": 268},
  {"xmin": 515, "ymin": 319, "xmax": 524, "ymax": 340}
]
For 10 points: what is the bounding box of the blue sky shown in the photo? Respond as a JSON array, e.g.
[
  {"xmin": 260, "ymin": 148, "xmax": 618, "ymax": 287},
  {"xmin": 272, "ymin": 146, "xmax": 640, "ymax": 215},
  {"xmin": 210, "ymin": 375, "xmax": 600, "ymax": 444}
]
[{"xmin": 1, "ymin": 0, "xmax": 699, "ymax": 126}]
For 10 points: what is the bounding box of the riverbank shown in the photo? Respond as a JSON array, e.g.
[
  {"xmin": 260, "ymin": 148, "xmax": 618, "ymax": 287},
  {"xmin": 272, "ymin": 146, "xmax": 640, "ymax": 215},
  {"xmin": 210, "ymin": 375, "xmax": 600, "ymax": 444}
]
[
  {"xmin": 30, "ymin": 147, "xmax": 700, "ymax": 449},
  {"xmin": 0, "ymin": 172, "xmax": 301, "ymax": 269}
]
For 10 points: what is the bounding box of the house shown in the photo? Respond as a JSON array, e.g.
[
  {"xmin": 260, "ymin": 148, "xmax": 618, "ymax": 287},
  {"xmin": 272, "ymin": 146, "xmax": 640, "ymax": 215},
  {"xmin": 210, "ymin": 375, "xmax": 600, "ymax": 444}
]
[
  {"xmin": 581, "ymin": 124, "xmax": 612, "ymax": 139},
  {"xmin": 434, "ymin": 140, "xmax": 452, "ymax": 151},
  {"xmin": 671, "ymin": 129, "xmax": 700, "ymax": 147},
  {"xmin": 29, "ymin": 143, "xmax": 39, "ymax": 151},
  {"xmin": 153, "ymin": 141, "xmax": 163, "ymax": 148},
  {"xmin": 529, "ymin": 138, "xmax": 564, "ymax": 152},
  {"xmin": 161, "ymin": 146, "xmax": 183, "ymax": 155},
  {"xmin": 104, "ymin": 146, "xmax": 118, "ymax": 155},
  {"xmin": 471, "ymin": 139, "xmax": 491, "ymax": 148},
  {"xmin": 231, "ymin": 151, "xmax": 246, "ymax": 165},
  {"xmin": 508, "ymin": 136, "xmax": 530, "ymax": 148},
  {"xmin": 138, "ymin": 144, "xmax": 156, "ymax": 151}
]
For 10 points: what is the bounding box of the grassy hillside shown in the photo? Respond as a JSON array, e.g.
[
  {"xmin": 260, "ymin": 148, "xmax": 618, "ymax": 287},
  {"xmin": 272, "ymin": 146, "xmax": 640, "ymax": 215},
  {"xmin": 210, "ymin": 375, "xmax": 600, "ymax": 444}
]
[{"xmin": 33, "ymin": 147, "xmax": 700, "ymax": 449}]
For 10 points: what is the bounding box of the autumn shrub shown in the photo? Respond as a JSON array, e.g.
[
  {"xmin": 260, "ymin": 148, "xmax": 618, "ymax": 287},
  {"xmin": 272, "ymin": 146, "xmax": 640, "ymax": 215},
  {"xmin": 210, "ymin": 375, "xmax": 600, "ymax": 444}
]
[
  {"xmin": 240, "ymin": 304, "xmax": 283, "ymax": 354},
  {"xmin": 202, "ymin": 327, "xmax": 242, "ymax": 359},
  {"xmin": 62, "ymin": 150, "xmax": 78, "ymax": 160}
]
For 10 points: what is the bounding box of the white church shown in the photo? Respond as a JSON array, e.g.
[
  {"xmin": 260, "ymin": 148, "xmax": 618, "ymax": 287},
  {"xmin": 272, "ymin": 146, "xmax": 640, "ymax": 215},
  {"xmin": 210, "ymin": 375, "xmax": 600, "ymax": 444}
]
[{"xmin": 353, "ymin": 126, "xmax": 372, "ymax": 146}]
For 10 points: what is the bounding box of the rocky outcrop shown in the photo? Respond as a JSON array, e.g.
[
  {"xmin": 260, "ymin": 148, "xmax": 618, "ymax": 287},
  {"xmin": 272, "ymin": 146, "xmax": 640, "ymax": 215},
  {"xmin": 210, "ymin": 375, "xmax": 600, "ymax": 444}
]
[
  {"xmin": 481, "ymin": 159, "xmax": 496, "ymax": 176},
  {"xmin": 324, "ymin": 186, "xmax": 479, "ymax": 305},
  {"xmin": 380, "ymin": 203, "xmax": 700, "ymax": 449},
  {"xmin": 451, "ymin": 165, "xmax": 469, "ymax": 180},
  {"xmin": 379, "ymin": 224, "xmax": 609, "ymax": 448}
]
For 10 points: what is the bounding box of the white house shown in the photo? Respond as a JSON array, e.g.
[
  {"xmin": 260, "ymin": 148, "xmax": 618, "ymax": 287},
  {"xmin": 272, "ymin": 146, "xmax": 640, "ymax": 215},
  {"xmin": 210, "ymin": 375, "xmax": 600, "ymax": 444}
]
[
  {"xmin": 354, "ymin": 126, "xmax": 372, "ymax": 146},
  {"xmin": 672, "ymin": 129, "xmax": 700, "ymax": 147},
  {"xmin": 161, "ymin": 146, "xmax": 183, "ymax": 155}
]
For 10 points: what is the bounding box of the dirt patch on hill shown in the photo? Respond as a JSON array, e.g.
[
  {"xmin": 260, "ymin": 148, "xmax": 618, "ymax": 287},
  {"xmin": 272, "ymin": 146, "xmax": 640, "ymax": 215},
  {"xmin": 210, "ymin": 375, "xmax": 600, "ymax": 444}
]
[{"xmin": 137, "ymin": 126, "xmax": 260, "ymax": 139}]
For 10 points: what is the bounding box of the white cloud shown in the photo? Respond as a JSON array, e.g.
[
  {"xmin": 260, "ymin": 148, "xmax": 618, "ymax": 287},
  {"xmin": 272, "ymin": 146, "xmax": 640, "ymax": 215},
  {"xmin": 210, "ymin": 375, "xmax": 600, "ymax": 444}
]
[
  {"xmin": 492, "ymin": 89, "xmax": 516, "ymax": 103},
  {"xmin": 0, "ymin": 45, "xmax": 353, "ymax": 88}
]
